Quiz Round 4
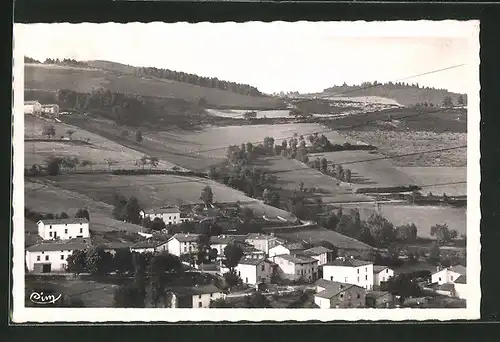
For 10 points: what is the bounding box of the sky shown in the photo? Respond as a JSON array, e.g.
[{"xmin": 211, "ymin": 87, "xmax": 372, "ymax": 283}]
[{"xmin": 16, "ymin": 21, "xmax": 479, "ymax": 94}]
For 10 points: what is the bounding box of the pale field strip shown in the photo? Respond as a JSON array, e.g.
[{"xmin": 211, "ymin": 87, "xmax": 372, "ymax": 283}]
[{"xmin": 13, "ymin": 20, "xmax": 480, "ymax": 322}]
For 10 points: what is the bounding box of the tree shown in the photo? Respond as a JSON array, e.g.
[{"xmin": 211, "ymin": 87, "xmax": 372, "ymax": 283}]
[
  {"xmin": 210, "ymin": 298, "xmax": 232, "ymax": 308},
  {"xmin": 150, "ymin": 217, "xmax": 167, "ymax": 231},
  {"xmin": 395, "ymin": 223, "xmax": 418, "ymax": 242},
  {"xmin": 430, "ymin": 223, "xmax": 458, "ymax": 245},
  {"xmin": 135, "ymin": 130, "xmax": 143, "ymax": 142},
  {"xmin": 457, "ymin": 94, "xmax": 465, "ymax": 106},
  {"xmin": 335, "ymin": 164, "xmax": 343, "ymax": 180},
  {"xmin": 124, "ymin": 196, "xmax": 141, "ymax": 224},
  {"xmin": 366, "ymin": 213, "xmax": 396, "ymax": 246},
  {"xmin": 66, "ymin": 129, "xmax": 75, "ymax": 140},
  {"xmin": 320, "ymin": 158, "xmax": 328, "ymax": 173},
  {"xmin": 244, "ymin": 293, "xmax": 272, "ymax": 308},
  {"xmin": 45, "ymin": 156, "xmax": 62, "ymax": 176},
  {"xmin": 428, "ymin": 243, "xmax": 441, "ymax": 265},
  {"xmin": 208, "ymin": 248, "xmax": 218, "ymax": 262},
  {"xmin": 85, "ymin": 246, "xmax": 113, "ymax": 275},
  {"xmin": 57, "ymin": 212, "xmax": 69, "ymax": 219},
  {"xmin": 113, "ymin": 248, "xmax": 134, "ymax": 274},
  {"xmin": 113, "ymin": 284, "xmax": 146, "ymax": 308},
  {"xmin": 137, "ymin": 155, "xmax": 149, "ymax": 170},
  {"xmin": 149, "ymin": 156, "xmax": 159, "ymax": 169},
  {"xmin": 442, "ymin": 96, "xmax": 453, "ymax": 108},
  {"xmin": 75, "ymin": 208, "xmax": 90, "ymax": 221},
  {"xmin": 200, "ymin": 185, "xmax": 214, "ymax": 207},
  {"xmin": 344, "ymin": 169, "xmax": 352, "ymax": 183},
  {"xmin": 43, "ymin": 124, "xmax": 56, "ymax": 139},
  {"xmin": 223, "ymin": 244, "xmax": 244, "ymax": 271},
  {"xmin": 80, "ymin": 160, "xmax": 93, "ymax": 169},
  {"xmin": 66, "ymin": 249, "xmax": 87, "ymax": 275}
]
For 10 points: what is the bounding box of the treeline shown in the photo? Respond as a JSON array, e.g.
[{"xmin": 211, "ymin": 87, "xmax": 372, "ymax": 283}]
[
  {"xmin": 133, "ymin": 66, "xmax": 263, "ymax": 97},
  {"xmin": 25, "ymin": 207, "xmax": 90, "ymax": 222},
  {"xmin": 25, "ymin": 56, "xmax": 89, "ymax": 67},
  {"xmin": 325, "ymin": 81, "xmax": 450, "ymax": 93}
]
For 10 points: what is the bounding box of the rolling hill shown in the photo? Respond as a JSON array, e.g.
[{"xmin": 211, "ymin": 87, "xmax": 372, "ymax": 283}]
[{"xmin": 24, "ymin": 62, "xmax": 284, "ymax": 109}]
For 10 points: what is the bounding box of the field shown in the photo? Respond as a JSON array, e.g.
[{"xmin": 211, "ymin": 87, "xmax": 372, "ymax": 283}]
[
  {"xmin": 399, "ymin": 167, "xmax": 467, "ymax": 196},
  {"xmin": 252, "ymin": 156, "xmax": 371, "ymax": 204},
  {"xmin": 25, "ymin": 115, "xmax": 181, "ymax": 170},
  {"xmin": 35, "ymin": 173, "xmax": 297, "ymax": 221},
  {"xmin": 206, "ymin": 109, "xmax": 291, "ymax": 119},
  {"xmin": 339, "ymin": 130, "xmax": 467, "ymax": 167},
  {"xmin": 25, "ymin": 63, "xmax": 283, "ymax": 109},
  {"xmin": 25, "ymin": 180, "xmax": 144, "ymax": 233},
  {"xmin": 308, "ymin": 150, "xmax": 416, "ymax": 189},
  {"xmin": 323, "ymin": 96, "xmax": 402, "ymax": 106},
  {"xmin": 332, "ymin": 202, "xmax": 466, "ymax": 239}
]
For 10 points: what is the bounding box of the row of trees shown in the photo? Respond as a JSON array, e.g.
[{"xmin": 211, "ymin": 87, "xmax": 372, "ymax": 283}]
[
  {"xmin": 38, "ymin": 155, "xmax": 93, "ymax": 176},
  {"xmin": 112, "ymin": 193, "xmax": 141, "ymax": 224},
  {"xmin": 25, "ymin": 207, "xmax": 90, "ymax": 222}
]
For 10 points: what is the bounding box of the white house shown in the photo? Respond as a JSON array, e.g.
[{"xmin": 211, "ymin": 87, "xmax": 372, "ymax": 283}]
[
  {"xmin": 130, "ymin": 240, "xmax": 166, "ymax": 254},
  {"xmin": 166, "ymin": 233, "xmax": 200, "ymax": 257},
  {"xmin": 37, "ymin": 218, "xmax": 90, "ymax": 241},
  {"xmin": 268, "ymin": 242, "xmax": 304, "ymax": 258},
  {"xmin": 272, "ymin": 254, "xmax": 319, "ymax": 281},
  {"xmin": 302, "ymin": 246, "xmax": 332, "ymax": 266},
  {"xmin": 26, "ymin": 240, "xmax": 89, "ymax": 273},
  {"xmin": 323, "ymin": 257, "xmax": 374, "ymax": 290},
  {"xmin": 24, "ymin": 100, "xmax": 42, "ymax": 115},
  {"xmin": 235, "ymin": 256, "xmax": 275, "ymax": 287},
  {"xmin": 140, "ymin": 207, "xmax": 191, "ymax": 226},
  {"xmin": 313, "ymin": 280, "xmax": 366, "ymax": 309},
  {"xmin": 168, "ymin": 284, "xmax": 225, "ymax": 308},
  {"xmin": 210, "ymin": 235, "xmax": 235, "ymax": 257},
  {"xmin": 453, "ymin": 275, "xmax": 468, "ymax": 300},
  {"xmin": 245, "ymin": 233, "xmax": 278, "ymax": 254},
  {"xmin": 41, "ymin": 104, "xmax": 60, "ymax": 116},
  {"xmin": 431, "ymin": 265, "xmax": 466, "ymax": 285},
  {"xmin": 373, "ymin": 265, "xmax": 395, "ymax": 287}
]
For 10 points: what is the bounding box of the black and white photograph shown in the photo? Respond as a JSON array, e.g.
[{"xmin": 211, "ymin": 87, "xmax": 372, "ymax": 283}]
[{"xmin": 12, "ymin": 21, "xmax": 480, "ymax": 322}]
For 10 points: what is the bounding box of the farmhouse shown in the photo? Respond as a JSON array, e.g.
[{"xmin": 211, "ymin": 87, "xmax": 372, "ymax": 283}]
[
  {"xmin": 302, "ymin": 246, "xmax": 332, "ymax": 266},
  {"xmin": 373, "ymin": 265, "xmax": 395, "ymax": 287},
  {"xmin": 26, "ymin": 240, "xmax": 89, "ymax": 273},
  {"xmin": 209, "ymin": 235, "xmax": 235, "ymax": 257},
  {"xmin": 167, "ymin": 284, "xmax": 225, "ymax": 308},
  {"xmin": 322, "ymin": 257, "xmax": 374, "ymax": 290},
  {"xmin": 245, "ymin": 233, "xmax": 278, "ymax": 254},
  {"xmin": 431, "ymin": 265, "xmax": 466, "ymax": 285},
  {"xmin": 235, "ymin": 256, "xmax": 275, "ymax": 287},
  {"xmin": 366, "ymin": 291, "xmax": 394, "ymax": 308},
  {"xmin": 37, "ymin": 218, "xmax": 90, "ymax": 241},
  {"xmin": 41, "ymin": 104, "xmax": 60, "ymax": 116},
  {"xmin": 166, "ymin": 233, "xmax": 200, "ymax": 256},
  {"xmin": 268, "ymin": 242, "xmax": 304, "ymax": 258},
  {"xmin": 24, "ymin": 100, "xmax": 42, "ymax": 115},
  {"xmin": 140, "ymin": 207, "xmax": 191, "ymax": 226},
  {"xmin": 313, "ymin": 279, "xmax": 366, "ymax": 309},
  {"xmin": 272, "ymin": 254, "xmax": 319, "ymax": 281}
]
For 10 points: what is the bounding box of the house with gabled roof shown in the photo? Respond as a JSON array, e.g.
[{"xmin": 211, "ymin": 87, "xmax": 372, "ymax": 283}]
[
  {"xmin": 245, "ymin": 233, "xmax": 278, "ymax": 254},
  {"xmin": 24, "ymin": 100, "xmax": 42, "ymax": 115},
  {"xmin": 373, "ymin": 265, "xmax": 395, "ymax": 287},
  {"xmin": 235, "ymin": 256, "xmax": 275, "ymax": 287},
  {"xmin": 431, "ymin": 265, "xmax": 466, "ymax": 285},
  {"xmin": 130, "ymin": 240, "xmax": 166, "ymax": 254},
  {"xmin": 37, "ymin": 218, "xmax": 90, "ymax": 241},
  {"xmin": 26, "ymin": 239, "xmax": 90, "ymax": 273},
  {"xmin": 313, "ymin": 279, "xmax": 366, "ymax": 309},
  {"xmin": 268, "ymin": 242, "xmax": 304, "ymax": 258},
  {"xmin": 322, "ymin": 257, "xmax": 374, "ymax": 290},
  {"xmin": 167, "ymin": 284, "xmax": 225, "ymax": 308},
  {"xmin": 209, "ymin": 235, "xmax": 235, "ymax": 257},
  {"xmin": 140, "ymin": 207, "xmax": 191, "ymax": 226},
  {"xmin": 453, "ymin": 274, "xmax": 467, "ymax": 300},
  {"xmin": 272, "ymin": 254, "xmax": 319, "ymax": 281},
  {"xmin": 165, "ymin": 233, "xmax": 200, "ymax": 256},
  {"xmin": 303, "ymin": 246, "xmax": 332, "ymax": 266}
]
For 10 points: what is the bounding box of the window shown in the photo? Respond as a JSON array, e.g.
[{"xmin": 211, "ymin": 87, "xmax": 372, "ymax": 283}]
[
  {"xmin": 50, "ymin": 225, "xmax": 52, "ymax": 229},
  {"xmin": 210, "ymin": 293, "xmax": 213, "ymax": 298},
  {"xmin": 61, "ymin": 255, "xmax": 64, "ymax": 260},
  {"xmin": 330, "ymin": 276, "xmax": 333, "ymax": 281},
  {"xmin": 340, "ymin": 293, "xmax": 344, "ymax": 298},
  {"xmin": 365, "ymin": 267, "xmax": 367, "ymax": 272},
  {"xmin": 357, "ymin": 294, "xmax": 360, "ymax": 299},
  {"xmin": 184, "ymin": 247, "xmax": 187, "ymax": 252},
  {"xmin": 80, "ymin": 228, "xmax": 83, "ymax": 233},
  {"xmin": 357, "ymin": 269, "xmax": 359, "ymax": 274},
  {"xmin": 365, "ymin": 275, "xmax": 368, "ymax": 281},
  {"xmin": 45, "ymin": 255, "xmax": 49, "ymax": 261},
  {"xmin": 451, "ymin": 276, "xmax": 454, "ymax": 281},
  {"xmin": 386, "ymin": 269, "xmax": 389, "ymax": 273},
  {"xmin": 198, "ymin": 302, "xmax": 202, "ymax": 308},
  {"xmin": 357, "ymin": 277, "xmax": 359, "ymax": 282},
  {"xmin": 439, "ymin": 277, "xmax": 442, "ymax": 282},
  {"xmin": 36, "ymin": 255, "xmax": 40, "ymax": 261},
  {"xmin": 261, "ymin": 265, "xmax": 265, "ymax": 271},
  {"xmin": 245, "ymin": 277, "xmax": 248, "ymax": 283},
  {"xmin": 198, "ymin": 295, "xmax": 202, "ymax": 299},
  {"xmin": 49, "ymin": 232, "xmax": 53, "ymax": 237},
  {"xmin": 65, "ymin": 229, "xmax": 68, "ymax": 234},
  {"xmin": 344, "ymin": 277, "xmax": 347, "ymax": 282}
]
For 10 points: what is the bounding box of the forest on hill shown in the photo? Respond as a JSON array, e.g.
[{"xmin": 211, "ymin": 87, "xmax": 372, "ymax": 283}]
[{"xmin": 322, "ymin": 81, "xmax": 467, "ymax": 107}]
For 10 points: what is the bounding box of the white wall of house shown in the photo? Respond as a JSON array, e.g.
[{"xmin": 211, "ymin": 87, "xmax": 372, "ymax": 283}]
[
  {"xmin": 24, "ymin": 102, "xmax": 41, "ymax": 115},
  {"xmin": 310, "ymin": 253, "xmax": 328, "ymax": 266},
  {"xmin": 374, "ymin": 268, "xmax": 394, "ymax": 286},
  {"xmin": 191, "ymin": 292, "xmax": 225, "ymax": 308},
  {"xmin": 246, "ymin": 237, "xmax": 277, "ymax": 254},
  {"xmin": 431, "ymin": 269, "xmax": 462, "ymax": 285},
  {"xmin": 210, "ymin": 243, "xmax": 229, "ymax": 257},
  {"xmin": 323, "ymin": 264, "xmax": 374, "ymax": 290},
  {"xmin": 37, "ymin": 222, "xmax": 90, "ymax": 241},
  {"xmin": 167, "ymin": 238, "xmax": 198, "ymax": 257},
  {"xmin": 273, "ymin": 256, "xmax": 296, "ymax": 277},
  {"xmin": 235, "ymin": 262, "xmax": 274, "ymax": 286},
  {"xmin": 454, "ymin": 283, "xmax": 468, "ymax": 300},
  {"xmin": 314, "ymin": 296, "xmax": 331, "ymax": 309},
  {"xmin": 142, "ymin": 212, "xmax": 181, "ymax": 225},
  {"xmin": 268, "ymin": 245, "xmax": 291, "ymax": 258},
  {"xmin": 273, "ymin": 256, "xmax": 318, "ymax": 280},
  {"xmin": 26, "ymin": 249, "xmax": 75, "ymax": 272},
  {"xmin": 130, "ymin": 247, "xmax": 156, "ymax": 254}
]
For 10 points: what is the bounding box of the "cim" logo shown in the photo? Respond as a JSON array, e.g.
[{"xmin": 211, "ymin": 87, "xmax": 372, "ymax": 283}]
[{"xmin": 29, "ymin": 291, "xmax": 62, "ymax": 305}]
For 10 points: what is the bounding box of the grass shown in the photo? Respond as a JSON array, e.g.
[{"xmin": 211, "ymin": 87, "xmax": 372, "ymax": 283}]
[
  {"xmin": 308, "ymin": 150, "xmax": 416, "ymax": 189},
  {"xmin": 206, "ymin": 109, "xmax": 291, "ymax": 119},
  {"xmin": 25, "ymin": 115, "xmax": 181, "ymax": 170},
  {"xmin": 25, "ymin": 63, "xmax": 283, "ymax": 109},
  {"xmin": 399, "ymin": 167, "xmax": 466, "ymax": 196},
  {"xmin": 35, "ymin": 173, "xmax": 297, "ymax": 221},
  {"xmin": 335, "ymin": 202, "xmax": 466, "ymax": 239},
  {"xmin": 25, "ymin": 180, "xmax": 144, "ymax": 233},
  {"xmin": 339, "ymin": 130, "xmax": 467, "ymax": 167}
]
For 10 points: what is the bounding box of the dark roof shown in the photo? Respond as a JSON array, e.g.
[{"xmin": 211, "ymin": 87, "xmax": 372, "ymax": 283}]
[
  {"xmin": 284, "ymin": 242, "xmax": 305, "ymax": 251},
  {"xmin": 449, "ymin": 265, "xmax": 467, "ymax": 276},
  {"xmin": 373, "ymin": 265, "xmax": 391, "ymax": 273},
  {"xmin": 168, "ymin": 284, "xmax": 223, "ymax": 296},
  {"xmin": 275, "ymin": 254, "xmax": 318, "ymax": 264},
  {"xmin": 226, "ymin": 234, "xmax": 249, "ymax": 242},
  {"xmin": 143, "ymin": 207, "xmax": 180, "ymax": 214},
  {"xmin": 324, "ymin": 258, "xmax": 373, "ymax": 268},
  {"xmin": 437, "ymin": 283, "xmax": 456, "ymax": 292},
  {"xmin": 38, "ymin": 218, "xmax": 89, "ymax": 225},
  {"xmin": 455, "ymin": 275, "xmax": 467, "ymax": 284},
  {"xmin": 366, "ymin": 291, "xmax": 392, "ymax": 299},
  {"xmin": 315, "ymin": 278, "xmax": 341, "ymax": 289},
  {"xmin": 130, "ymin": 240, "xmax": 165, "ymax": 249},
  {"xmin": 303, "ymin": 246, "xmax": 332, "ymax": 255},
  {"xmin": 315, "ymin": 282, "xmax": 364, "ymax": 299},
  {"xmin": 210, "ymin": 235, "xmax": 235, "ymax": 245},
  {"xmin": 246, "ymin": 233, "xmax": 275, "ymax": 241},
  {"xmin": 238, "ymin": 256, "xmax": 272, "ymax": 266},
  {"xmin": 27, "ymin": 241, "xmax": 89, "ymax": 252},
  {"xmin": 171, "ymin": 233, "xmax": 200, "ymax": 242}
]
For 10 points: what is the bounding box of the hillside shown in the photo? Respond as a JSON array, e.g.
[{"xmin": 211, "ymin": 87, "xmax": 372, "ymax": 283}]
[
  {"xmin": 24, "ymin": 63, "xmax": 284, "ymax": 109},
  {"xmin": 318, "ymin": 83, "xmax": 466, "ymax": 107}
]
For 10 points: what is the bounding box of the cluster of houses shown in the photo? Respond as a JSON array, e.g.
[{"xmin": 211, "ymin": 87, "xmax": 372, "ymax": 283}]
[
  {"xmin": 25, "ymin": 210, "xmax": 468, "ymax": 308},
  {"xmin": 24, "ymin": 100, "xmax": 60, "ymax": 117}
]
